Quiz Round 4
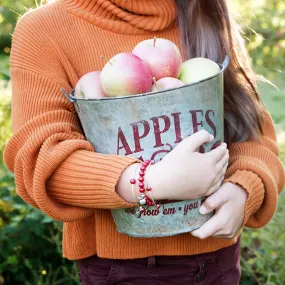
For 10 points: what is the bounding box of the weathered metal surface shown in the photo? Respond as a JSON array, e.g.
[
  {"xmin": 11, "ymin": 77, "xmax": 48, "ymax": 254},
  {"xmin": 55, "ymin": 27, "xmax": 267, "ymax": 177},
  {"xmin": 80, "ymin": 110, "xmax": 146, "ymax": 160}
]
[
  {"xmin": 113, "ymin": 199, "xmax": 213, "ymax": 237},
  {"xmin": 65, "ymin": 55, "xmax": 229, "ymax": 238}
]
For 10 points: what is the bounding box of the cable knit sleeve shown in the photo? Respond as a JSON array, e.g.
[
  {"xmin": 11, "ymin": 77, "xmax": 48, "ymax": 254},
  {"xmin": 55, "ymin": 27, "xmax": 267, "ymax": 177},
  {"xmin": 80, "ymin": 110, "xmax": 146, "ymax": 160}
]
[
  {"xmin": 3, "ymin": 11, "xmax": 138, "ymax": 223},
  {"xmin": 224, "ymin": 112, "xmax": 285, "ymax": 228}
]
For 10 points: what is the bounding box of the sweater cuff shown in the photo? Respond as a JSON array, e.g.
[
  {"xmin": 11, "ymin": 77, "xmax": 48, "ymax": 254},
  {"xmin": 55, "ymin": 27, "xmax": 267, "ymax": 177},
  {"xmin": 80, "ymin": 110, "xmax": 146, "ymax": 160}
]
[
  {"xmin": 224, "ymin": 170, "xmax": 265, "ymax": 226},
  {"xmin": 47, "ymin": 150, "xmax": 140, "ymax": 210}
]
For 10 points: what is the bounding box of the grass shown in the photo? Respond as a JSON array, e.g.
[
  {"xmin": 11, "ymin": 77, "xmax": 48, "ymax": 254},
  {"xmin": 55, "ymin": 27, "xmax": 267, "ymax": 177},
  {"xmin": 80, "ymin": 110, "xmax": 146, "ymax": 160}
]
[
  {"xmin": 241, "ymin": 194, "xmax": 285, "ymax": 285},
  {"xmin": 259, "ymin": 77, "xmax": 285, "ymax": 135},
  {"xmin": 258, "ymin": 71, "xmax": 285, "ymax": 163}
]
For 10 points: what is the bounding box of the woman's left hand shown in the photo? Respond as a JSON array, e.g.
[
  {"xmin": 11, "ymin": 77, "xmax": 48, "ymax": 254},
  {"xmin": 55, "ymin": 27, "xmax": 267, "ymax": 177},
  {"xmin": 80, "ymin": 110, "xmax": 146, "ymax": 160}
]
[{"xmin": 191, "ymin": 182, "xmax": 248, "ymax": 239}]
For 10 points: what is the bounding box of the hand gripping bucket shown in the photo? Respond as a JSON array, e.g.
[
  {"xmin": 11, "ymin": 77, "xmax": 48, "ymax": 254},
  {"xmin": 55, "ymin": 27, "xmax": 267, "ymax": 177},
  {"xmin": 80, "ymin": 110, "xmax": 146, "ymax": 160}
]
[{"xmin": 62, "ymin": 55, "xmax": 230, "ymax": 238}]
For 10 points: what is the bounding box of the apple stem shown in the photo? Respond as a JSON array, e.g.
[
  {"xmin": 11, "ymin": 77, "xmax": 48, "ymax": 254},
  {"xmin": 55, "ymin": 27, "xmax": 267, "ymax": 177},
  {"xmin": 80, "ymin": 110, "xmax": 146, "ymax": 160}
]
[
  {"xmin": 153, "ymin": 36, "xmax": 157, "ymax": 48},
  {"xmin": 153, "ymin": 77, "xmax": 159, "ymax": 91},
  {"xmin": 100, "ymin": 55, "xmax": 113, "ymax": 66}
]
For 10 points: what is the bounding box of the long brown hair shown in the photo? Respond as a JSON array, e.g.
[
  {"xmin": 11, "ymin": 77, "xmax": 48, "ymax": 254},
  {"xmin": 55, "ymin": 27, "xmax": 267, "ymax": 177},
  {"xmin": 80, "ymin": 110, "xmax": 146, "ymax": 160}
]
[{"xmin": 175, "ymin": 0, "xmax": 265, "ymax": 144}]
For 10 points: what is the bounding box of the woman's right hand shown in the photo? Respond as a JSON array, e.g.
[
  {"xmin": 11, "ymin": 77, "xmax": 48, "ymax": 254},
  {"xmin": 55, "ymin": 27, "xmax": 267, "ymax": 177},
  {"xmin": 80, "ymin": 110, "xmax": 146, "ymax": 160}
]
[{"xmin": 149, "ymin": 130, "xmax": 229, "ymax": 201}]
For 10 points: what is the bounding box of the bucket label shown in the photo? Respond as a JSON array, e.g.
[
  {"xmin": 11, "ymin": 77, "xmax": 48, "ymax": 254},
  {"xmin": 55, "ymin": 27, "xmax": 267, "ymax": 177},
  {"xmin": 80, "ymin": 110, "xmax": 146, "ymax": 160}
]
[
  {"xmin": 125, "ymin": 199, "xmax": 203, "ymax": 219},
  {"xmin": 116, "ymin": 109, "xmax": 221, "ymax": 161}
]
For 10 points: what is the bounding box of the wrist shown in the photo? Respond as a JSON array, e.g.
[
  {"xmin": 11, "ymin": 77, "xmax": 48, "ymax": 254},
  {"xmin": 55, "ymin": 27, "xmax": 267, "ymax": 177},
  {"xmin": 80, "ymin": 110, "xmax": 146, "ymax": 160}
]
[
  {"xmin": 116, "ymin": 163, "xmax": 140, "ymax": 203},
  {"xmin": 226, "ymin": 182, "xmax": 248, "ymax": 199}
]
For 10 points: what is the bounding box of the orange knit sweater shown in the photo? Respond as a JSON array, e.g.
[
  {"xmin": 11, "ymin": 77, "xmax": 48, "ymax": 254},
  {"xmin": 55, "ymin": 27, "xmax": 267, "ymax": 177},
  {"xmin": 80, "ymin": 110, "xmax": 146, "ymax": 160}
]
[{"xmin": 4, "ymin": 0, "xmax": 285, "ymax": 260}]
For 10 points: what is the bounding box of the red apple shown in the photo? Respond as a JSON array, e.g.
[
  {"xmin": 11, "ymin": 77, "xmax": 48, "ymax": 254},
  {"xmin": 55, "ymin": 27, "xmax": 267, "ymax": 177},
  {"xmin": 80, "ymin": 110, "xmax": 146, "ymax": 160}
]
[
  {"xmin": 74, "ymin": 71, "xmax": 106, "ymax": 99},
  {"xmin": 100, "ymin": 53, "xmax": 153, "ymax": 97},
  {"xmin": 132, "ymin": 38, "xmax": 182, "ymax": 80},
  {"xmin": 152, "ymin": 77, "xmax": 184, "ymax": 92}
]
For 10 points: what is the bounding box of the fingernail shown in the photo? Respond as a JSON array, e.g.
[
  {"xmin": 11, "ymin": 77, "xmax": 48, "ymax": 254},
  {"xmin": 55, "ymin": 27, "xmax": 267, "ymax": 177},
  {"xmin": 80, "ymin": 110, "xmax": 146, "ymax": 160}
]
[
  {"xmin": 210, "ymin": 134, "xmax": 214, "ymax": 140},
  {"xmin": 199, "ymin": 205, "xmax": 208, "ymax": 215}
]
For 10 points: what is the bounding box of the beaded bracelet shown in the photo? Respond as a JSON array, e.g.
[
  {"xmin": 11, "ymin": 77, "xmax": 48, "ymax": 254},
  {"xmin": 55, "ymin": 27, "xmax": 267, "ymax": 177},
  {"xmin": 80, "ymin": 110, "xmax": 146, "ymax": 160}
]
[
  {"xmin": 145, "ymin": 161, "xmax": 160, "ymax": 210},
  {"xmin": 129, "ymin": 160, "xmax": 160, "ymax": 214}
]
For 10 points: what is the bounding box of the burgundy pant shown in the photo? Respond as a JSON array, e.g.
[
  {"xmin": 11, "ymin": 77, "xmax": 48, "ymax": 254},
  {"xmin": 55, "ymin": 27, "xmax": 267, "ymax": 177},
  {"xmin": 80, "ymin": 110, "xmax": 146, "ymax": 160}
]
[{"xmin": 76, "ymin": 238, "xmax": 241, "ymax": 285}]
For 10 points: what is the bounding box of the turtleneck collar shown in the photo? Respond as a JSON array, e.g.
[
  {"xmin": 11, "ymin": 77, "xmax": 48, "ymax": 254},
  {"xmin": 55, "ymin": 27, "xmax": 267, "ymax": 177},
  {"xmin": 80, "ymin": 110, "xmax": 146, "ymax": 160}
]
[{"xmin": 59, "ymin": 0, "xmax": 177, "ymax": 34}]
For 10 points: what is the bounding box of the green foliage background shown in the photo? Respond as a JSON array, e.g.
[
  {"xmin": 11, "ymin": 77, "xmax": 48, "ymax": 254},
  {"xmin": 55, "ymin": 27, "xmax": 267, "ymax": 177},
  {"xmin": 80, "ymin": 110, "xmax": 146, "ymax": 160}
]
[{"xmin": 0, "ymin": 0, "xmax": 284, "ymax": 284}]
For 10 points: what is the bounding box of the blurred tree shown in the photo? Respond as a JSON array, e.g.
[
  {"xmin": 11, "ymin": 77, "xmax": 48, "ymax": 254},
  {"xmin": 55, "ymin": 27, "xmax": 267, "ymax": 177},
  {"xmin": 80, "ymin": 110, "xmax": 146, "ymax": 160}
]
[
  {"xmin": 0, "ymin": 1, "xmax": 47, "ymax": 54},
  {"xmin": 232, "ymin": 0, "xmax": 285, "ymax": 77}
]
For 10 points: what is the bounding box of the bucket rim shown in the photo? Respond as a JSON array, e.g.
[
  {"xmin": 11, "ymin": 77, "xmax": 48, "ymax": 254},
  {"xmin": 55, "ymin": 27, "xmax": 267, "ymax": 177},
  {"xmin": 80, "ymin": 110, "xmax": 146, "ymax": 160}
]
[{"xmin": 66, "ymin": 54, "xmax": 230, "ymax": 103}]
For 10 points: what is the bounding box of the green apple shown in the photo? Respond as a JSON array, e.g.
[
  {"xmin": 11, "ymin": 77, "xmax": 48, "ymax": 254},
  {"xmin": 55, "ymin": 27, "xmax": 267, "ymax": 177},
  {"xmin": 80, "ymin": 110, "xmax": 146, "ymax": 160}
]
[{"xmin": 179, "ymin": 57, "xmax": 220, "ymax": 84}]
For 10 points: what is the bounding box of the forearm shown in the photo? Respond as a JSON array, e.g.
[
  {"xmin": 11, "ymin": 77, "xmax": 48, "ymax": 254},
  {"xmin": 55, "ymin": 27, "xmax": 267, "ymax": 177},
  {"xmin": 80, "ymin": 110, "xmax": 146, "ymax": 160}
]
[
  {"xmin": 115, "ymin": 163, "xmax": 140, "ymax": 203},
  {"xmin": 47, "ymin": 150, "xmax": 139, "ymax": 209}
]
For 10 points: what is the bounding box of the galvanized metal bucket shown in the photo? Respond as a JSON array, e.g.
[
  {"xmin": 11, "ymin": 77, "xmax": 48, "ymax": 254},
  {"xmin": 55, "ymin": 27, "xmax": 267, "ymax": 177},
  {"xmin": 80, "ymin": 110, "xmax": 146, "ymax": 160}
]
[{"xmin": 62, "ymin": 55, "xmax": 230, "ymax": 238}]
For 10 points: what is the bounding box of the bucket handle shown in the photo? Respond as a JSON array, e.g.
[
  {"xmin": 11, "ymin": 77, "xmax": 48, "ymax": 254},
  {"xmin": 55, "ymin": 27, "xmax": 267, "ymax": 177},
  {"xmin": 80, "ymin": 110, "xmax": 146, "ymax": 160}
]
[
  {"xmin": 61, "ymin": 88, "xmax": 77, "ymax": 103},
  {"xmin": 221, "ymin": 54, "xmax": 230, "ymax": 71}
]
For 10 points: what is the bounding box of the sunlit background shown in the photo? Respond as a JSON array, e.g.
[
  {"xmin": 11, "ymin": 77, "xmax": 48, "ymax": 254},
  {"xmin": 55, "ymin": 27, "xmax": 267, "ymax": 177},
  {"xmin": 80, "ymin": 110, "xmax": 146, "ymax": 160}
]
[{"xmin": 0, "ymin": 0, "xmax": 284, "ymax": 284}]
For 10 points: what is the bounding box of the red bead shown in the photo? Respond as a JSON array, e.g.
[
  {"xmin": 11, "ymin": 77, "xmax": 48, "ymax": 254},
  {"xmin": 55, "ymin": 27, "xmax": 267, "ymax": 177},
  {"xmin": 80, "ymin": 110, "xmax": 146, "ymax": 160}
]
[
  {"xmin": 150, "ymin": 202, "xmax": 154, "ymax": 206},
  {"xmin": 139, "ymin": 188, "xmax": 145, "ymax": 193},
  {"xmin": 156, "ymin": 204, "xmax": 161, "ymax": 209},
  {"xmin": 139, "ymin": 171, "xmax": 144, "ymax": 177},
  {"xmin": 138, "ymin": 182, "xmax": 144, "ymax": 188},
  {"xmin": 130, "ymin": 179, "xmax": 136, "ymax": 184},
  {"xmin": 138, "ymin": 177, "xmax": 144, "ymax": 182},
  {"xmin": 145, "ymin": 160, "xmax": 151, "ymax": 164},
  {"xmin": 140, "ymin": 165, "xmax": 146, "ymax": 171},
  {"xmin": 146, "ymin": 187, "xmax": 152, "ymax": 191},
  {"xmin": 142, "ymin": 162, "xmax": 148, "ymax": 167}
]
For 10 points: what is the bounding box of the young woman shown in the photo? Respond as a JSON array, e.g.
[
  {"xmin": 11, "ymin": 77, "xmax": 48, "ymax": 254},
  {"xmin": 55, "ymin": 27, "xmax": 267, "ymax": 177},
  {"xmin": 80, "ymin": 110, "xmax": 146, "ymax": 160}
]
[{"xmin": 4, "ymin": 0, "xmax": 284, "ymax": 284}]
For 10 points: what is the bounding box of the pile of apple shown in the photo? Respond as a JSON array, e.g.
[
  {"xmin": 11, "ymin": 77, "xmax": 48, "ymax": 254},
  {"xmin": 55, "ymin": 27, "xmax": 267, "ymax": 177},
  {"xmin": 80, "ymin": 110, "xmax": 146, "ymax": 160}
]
[{"xmin": 75, "ymin": 38, "xmax": 220, "ymax": 99}]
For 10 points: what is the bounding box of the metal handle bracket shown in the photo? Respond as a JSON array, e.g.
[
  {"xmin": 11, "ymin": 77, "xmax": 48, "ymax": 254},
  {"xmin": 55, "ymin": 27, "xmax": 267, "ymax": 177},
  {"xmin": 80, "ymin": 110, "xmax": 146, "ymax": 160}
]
[{"xmin": 61, "ymin": 88, "xmax": 77, "ymax": 103}]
